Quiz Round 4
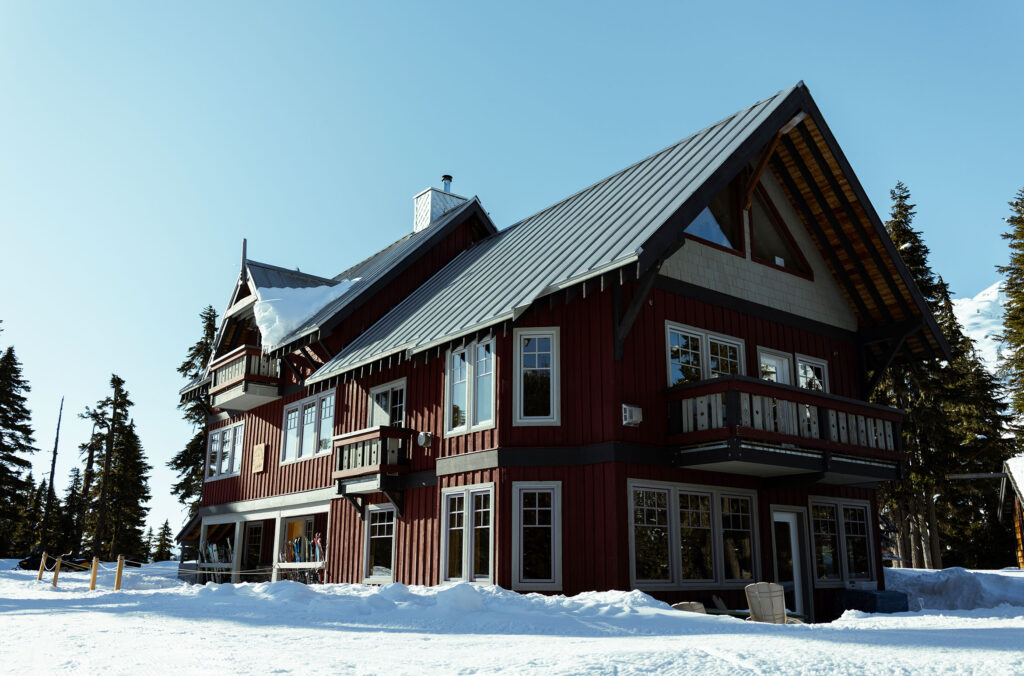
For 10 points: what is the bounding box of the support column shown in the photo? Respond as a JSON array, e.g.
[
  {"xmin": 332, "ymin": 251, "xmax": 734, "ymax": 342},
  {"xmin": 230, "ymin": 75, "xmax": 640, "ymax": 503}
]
[
  {"xmin": 231, "ymin": 520, "xmax": 243, "ymax": 583},
  {"xmin": 270, "ymin": 514, "xmax": 283, "ymax": 582}
]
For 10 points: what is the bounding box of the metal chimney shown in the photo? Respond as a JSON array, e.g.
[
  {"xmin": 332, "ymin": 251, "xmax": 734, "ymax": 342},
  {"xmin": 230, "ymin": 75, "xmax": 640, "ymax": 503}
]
[{"xmin": 442, "ymin": 174, "xmax": 452, "ymax": 192}]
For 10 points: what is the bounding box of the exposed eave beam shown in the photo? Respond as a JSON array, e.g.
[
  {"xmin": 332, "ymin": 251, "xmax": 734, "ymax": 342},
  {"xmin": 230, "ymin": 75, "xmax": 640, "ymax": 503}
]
[
  {"xmin": 865, "ymin": 323, "xmax": 919, "ymax": 396},
  {"xmin": 613, "ymin": 260, "xmax": 662, "ymax": 361},
  {"xmin": 743, "ymin": 113, "xmax": 806, "ymax": 211},
  {"xmin": 780, "ymin": 134, "xmax": 896, "ymax": 325}
]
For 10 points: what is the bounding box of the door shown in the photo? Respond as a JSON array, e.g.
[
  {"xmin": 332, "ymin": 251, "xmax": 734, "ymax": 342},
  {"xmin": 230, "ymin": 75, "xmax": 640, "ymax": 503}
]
[{"xmin": 772, "ymin": 511, "xmax": 807, "ymax": 618}]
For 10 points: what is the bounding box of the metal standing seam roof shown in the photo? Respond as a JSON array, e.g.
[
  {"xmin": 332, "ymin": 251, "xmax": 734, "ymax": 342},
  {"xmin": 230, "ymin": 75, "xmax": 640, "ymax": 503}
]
[
  {"xmin": 306, "ymin": 84, "xmax": 802, "ymax": 384},
  {"xmin": 246, "ymin": 259, "xmax": 339, "ymax": 291},
  {"xmin": 259, "ymin": 197, "xmax": 482, "ymax": 352}
]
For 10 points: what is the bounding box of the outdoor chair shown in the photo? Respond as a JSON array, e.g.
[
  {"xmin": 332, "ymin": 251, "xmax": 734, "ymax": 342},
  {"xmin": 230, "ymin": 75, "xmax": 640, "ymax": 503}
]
[{"xmin": 744, "ymin": 582, "xmax": 804, "ymax": 624}]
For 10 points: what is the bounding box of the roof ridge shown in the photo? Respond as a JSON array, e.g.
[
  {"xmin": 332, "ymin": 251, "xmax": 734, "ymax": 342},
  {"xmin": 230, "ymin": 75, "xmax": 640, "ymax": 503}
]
[
  {"xmin": 245, "ymin": 258, "xmax": 338, "ymax": 285},
  {"xmin": 503, "ymin": 84, "xmax": 799, "ymax": 230}
]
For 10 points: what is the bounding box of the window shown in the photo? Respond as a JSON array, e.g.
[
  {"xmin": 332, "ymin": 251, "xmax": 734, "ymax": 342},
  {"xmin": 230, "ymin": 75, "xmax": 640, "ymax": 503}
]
[
  {"xmin": 512, "ymin": 482, "xmax": 562, "ymax": 590},
  {"xmin": 810, "ymin": 499, "xmax": 874, "ymax": 584},
  {"xmin": 281, "ymin": 516, "xmax": 315, "ymax": 563},
  {"xmin": 683, "ymin": 181, "xmax": 741, "ymax": 251},
  {"xmin": 445, "ymin": 339, "xmax": 496, "ymax": 435},
  {"xmin": 628, "ymin": 480, "xmax": 758, "ymax": 588},
  {"xmin": 364, "ymin": 506, "xmax": 396, "ymax": 582},
  {"xmin": 206, "ymin": 420, "xmax": 245, "ymax": 480},
  {"xmin": 665, "ymin": 322, "xmax": 744, "ymax": 386},
  {"xmin": 749, "ymin": 186, "xmax": 811, "ymax": 276},
  {"xmin": 513, "ymin": 328, "xmax": 560, "ymax": 426},
  {"xmin": 244, "ymin": 522, "xmax": 263, "ymax": 568},
  {"xmin": 281, "ymin": 391, "xmax": 335, "ymax": 463},
  {"xmin": 796, "ymin": 354, "xmax": 829, "ymax": 393},
  {"xmin": 757, "ymin": 348, "xmax": 793, "ymax": 385},
  {"xmin": 369, "ymin": 379, "xmax": 406, "ymax": 428},
  {"xmin": 442, "ymin": 484, "xmax": 493, "ymax": 582}
]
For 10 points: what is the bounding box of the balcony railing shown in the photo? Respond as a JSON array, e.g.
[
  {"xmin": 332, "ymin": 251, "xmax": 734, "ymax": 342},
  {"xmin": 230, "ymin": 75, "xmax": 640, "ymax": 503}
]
[
  {"xmin": 208, "ymin": 345, "xmax": 282, "ymax": 412},
  {"xmin": 667, "ymin": 375, "xmax": 903, "ymax": 460},
  {"xmin": 332, "ymin": 426, "xmax": 415, "ymax": 480}
]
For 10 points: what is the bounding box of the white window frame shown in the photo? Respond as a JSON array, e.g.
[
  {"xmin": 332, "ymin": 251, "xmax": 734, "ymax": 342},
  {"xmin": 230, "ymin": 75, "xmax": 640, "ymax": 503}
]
[
  {"xmin": 795, "ymin": 354, "xmax": 830, "ymax": 393},
  {"xmin": 665, "ymin": 321, "xmax": 745, "ymax": 387},
  {"xmin": 206, "ymin": 420, "xmax": 245, "ymax": 482},
  {"xmin": 756, "ymin": 346, "xmax": 794, "ymax": 385},
  {"xmin": 440, "ymin": 483, "xmax": 495, "ymax": 584},
  {"xmin": 368, "ymin": 378, "xmax": 407, "ymax": 428},
  {"xmin": 513, "ymin": 327, "xmax": 561, "ymax": 426},
  {"xmin": 626, "ymin": 478, "xmax": 759, "ymax": 590},
  {"xmin": 808, "ymin": 497, "xmax": 874, "ymax": 587},
  {"xmin": 444, "ymin": 338, "xmax": 497, "ymax": 437},
  {"xmin": 511, "ymin": 481, "xmax": 562, "ymax": 591},
  {"xmin": 280, "ymin": 390, "xmax": 336, "ymax": 465},
  {"xmin": 363, "ymin": 504, "xmax": 396, "ymax": 584}
]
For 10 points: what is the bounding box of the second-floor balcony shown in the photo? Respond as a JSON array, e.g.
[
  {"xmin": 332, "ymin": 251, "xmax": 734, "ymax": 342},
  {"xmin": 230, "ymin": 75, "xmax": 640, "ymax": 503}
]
[
  {"xmin": 209, "ymin": 345, "xmax": 282, "ymax": 412},
  {"xmin": 666, "ymin": 375, "xmax": 904, "ymax": 485},
  {"xmin": 332, "ymin": 426, "xmax": 415, "ymax": 515}
]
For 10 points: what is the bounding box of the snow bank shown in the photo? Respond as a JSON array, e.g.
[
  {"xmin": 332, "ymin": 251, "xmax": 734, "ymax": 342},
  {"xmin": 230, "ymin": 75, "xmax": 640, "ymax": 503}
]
[
  {"xmin": 952, "ymin": 280, "xmax": 1007, "ymax": 373},
  {"xmin": 253, "ymin": 280, "xmax": 357, "ymax": 349},
  {"xmin": 885, "ymin": 566, "xmax": 1024, "ymax": 610}
]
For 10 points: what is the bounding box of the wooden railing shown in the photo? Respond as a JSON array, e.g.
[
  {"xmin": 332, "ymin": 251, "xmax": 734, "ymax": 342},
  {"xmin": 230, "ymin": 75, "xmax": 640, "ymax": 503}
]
[
  {"xmin": 667, "ymin": 375, "xmax": 903, "ymax": 459},
  {"xmin": 209, "ymin": 345, "xmax": 281, "ymax": 393},
  {"xmin": 332, "ymin": 426, "xmax": 415, "ymax": 479}
]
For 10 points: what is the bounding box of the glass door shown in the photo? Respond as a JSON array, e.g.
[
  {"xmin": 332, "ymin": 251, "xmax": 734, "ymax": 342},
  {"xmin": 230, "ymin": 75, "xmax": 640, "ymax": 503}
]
[{"xmin": 772, "ymin": 511, "xmax": 806, "ymax": 617}]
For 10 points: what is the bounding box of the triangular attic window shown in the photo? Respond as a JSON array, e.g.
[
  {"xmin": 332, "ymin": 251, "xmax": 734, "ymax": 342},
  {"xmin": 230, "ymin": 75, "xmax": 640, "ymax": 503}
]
[
  {"xmin": 750, "ymin": 188, "xmax": 811, "ymax": 276},
  {"xmin": 684, "ymin": 184, "xmax": 740, "ymax": 250}
]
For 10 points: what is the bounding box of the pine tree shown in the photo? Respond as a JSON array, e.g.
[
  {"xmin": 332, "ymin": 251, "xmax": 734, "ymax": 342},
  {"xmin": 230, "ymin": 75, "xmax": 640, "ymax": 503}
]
[
  {"xmin": 997, "ymin": 188, "xmax": 1024, "ymax": 417},
  {"xmin": 80, "ymin": 376, "xmax": 151, "ymax": 561},
  {"xmin": 0, "ymin": 327, "xmax": 37, "ymax": 555},
  {"xmin": 153, "ymin": 520, "xmax": 174, "ymax": 562},
  {"xmin": 875, "ymin": 182, "xmax": 1016, "ymax": 568},
  {"xmin": 142, "ymin": 526, "xmax": 154, "ymax": 563},
  {"xmin": 12, "ymin": 475, "xmax": 45, "ymax": 555},
  {"xmin": 54, "ymin": 468, "xmax": 84, "ymax": 555},
  {"xmin": 168, "ymin": 306, "xmax": 217, "ymax": 513}
]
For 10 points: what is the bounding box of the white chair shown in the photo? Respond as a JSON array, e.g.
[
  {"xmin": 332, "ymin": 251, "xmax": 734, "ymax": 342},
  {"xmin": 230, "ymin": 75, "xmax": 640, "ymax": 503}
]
[{"xmin": 744, "ymin": 582, "xmax": 803, "ymax": 624}]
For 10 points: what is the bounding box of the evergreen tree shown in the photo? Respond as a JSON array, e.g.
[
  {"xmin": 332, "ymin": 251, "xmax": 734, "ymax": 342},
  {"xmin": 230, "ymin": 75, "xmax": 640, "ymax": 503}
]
[
  {"xmin": 80, "ymin": 376, "xmax": 151, "ymax": 561},
  {"xmin": 874, "ymin": 182, "xmax": 1016, "ymax": 568},
  {"xmin": 997, "ymin": 188, "xmax": 1024, "ymax": 417},
  {"xmin": 54, "ymin": 468, "xmax": 84, "ymax": 555},
  {"xmin": 168, "ymin": 306, "xmax": 217, "ymax": 513},
  {"xmin": 12, "ymin": 474, "xmax": 44, "ymax": 555},
  {"xmin": 152, "ymin": 520, "xmax": 174, "ymax": 562},
  {"xmin": 142, "ymin": 526, "xmax": 154, "ymax": 563},
  {"xmin": 0, "ymin": 327, "xmax": 37, "ymax": 555}
]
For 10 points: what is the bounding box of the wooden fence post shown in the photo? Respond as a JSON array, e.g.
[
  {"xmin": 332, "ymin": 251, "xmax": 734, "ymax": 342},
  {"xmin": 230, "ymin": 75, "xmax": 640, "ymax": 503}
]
[
  {"xmin": 114, "ymin": 555, "xmax": 124, "ymax": 591},
  {"xmin": 37, "ymin": 552, "xmax": 48, "ymax": 581},
  {"xmin": 89, "ymin": 557, "xmax": 99, "ymax": 591},
  {"xmin": 52, "ymin": 557, "xmax": 63, "ymax": 587}
]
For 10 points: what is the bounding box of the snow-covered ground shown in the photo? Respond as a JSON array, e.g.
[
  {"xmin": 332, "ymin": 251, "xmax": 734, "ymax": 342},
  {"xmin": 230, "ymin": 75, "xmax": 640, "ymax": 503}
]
[
  {"xmin": 952, "ymin": 280, "xmax": 1007, "ymax": 373},
  {"xmin": 2, "ymin": 561, "xmax": 1023, "ymax": 675}
]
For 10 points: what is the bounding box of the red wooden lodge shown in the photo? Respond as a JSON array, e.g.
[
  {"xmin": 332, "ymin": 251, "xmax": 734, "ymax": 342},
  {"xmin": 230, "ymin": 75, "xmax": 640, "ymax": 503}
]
[{"xmin": 177, "ymin": 82, "xmax": 950, "ymax": 621}]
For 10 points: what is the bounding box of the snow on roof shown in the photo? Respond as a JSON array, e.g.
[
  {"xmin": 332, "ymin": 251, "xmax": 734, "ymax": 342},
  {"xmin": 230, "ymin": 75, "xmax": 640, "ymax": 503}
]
[
  {"xmin": 253, "ymin": 279, "xmax": 358, "ymax": 349},
  {"xmin": 1005, "ymin": 453, "xmax": 1024, "ymax": 500}
]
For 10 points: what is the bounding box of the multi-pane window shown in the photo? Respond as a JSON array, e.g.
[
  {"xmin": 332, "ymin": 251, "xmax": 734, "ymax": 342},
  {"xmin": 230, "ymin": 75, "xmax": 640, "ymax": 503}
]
[
  {"xmin": 446, "ymin": 339, "xmax": 495, "ymax": 435},
  {"xmin": 810, "ymin": 501, "xmax": 874, "ymax": 583},
  {"xmin": 442, "ymin": 485, "xmax": 493, "ymax": 582},
  {"xmin": 206, "ymin": 421, "xmax": 244, "ymax": 480},
  {"xmin": 244, "ymin": 522, "xmax": 263, "ymax": 568},
  {"xmin": 796, "ymin": 355, "xmax": 829, "ymax": 392},
  {"xmin": 514, "ymin": 328, "xmax": 560, "ymax": 425},
  {"xmin": 679, "ymin": 492, "xmax": 713, "ymax": 581},
  {"xmin": 513, "ymin": 483, "xmax": 562, "ymax": 589},
  {"xmin": 629, "ymin": 481, "xmax": 758, "ymax": 588},
  {"xmin": 365, "ymin": 507, "xmax": 396, "ymax": 581},
  {"xmin": 758, "ymin": 348, "xmax": 793, "ymax": 385},
  {"xmin": 720, "ymin": 496, "xmax": 754, "ymax": 581},
  {"xmin": 811, "ymin": 504, "xmax": 841, "ymax": 580},
  {"xmin": 281, "ymin": 391, "xmax": 335, "ymax": 463},
  {"xmin": 369, "ymin": 380, "xmax": 405, "ymax": 428},
  {"xmin": 665, "ymin": 322, "xmax": 744, "ymax": 386},
  {"xmin": 633, "ymin": 488, "xmax": 671, "ymax": 582}
]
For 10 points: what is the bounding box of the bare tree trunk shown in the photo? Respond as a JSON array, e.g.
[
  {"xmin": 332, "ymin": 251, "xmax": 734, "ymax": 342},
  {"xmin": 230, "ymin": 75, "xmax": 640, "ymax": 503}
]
[
  {"xmin": 909, "ymin": 501, "xmax": 924, "ymax": 568},
  {"xmin": 927, "ymin": 496, "xmax": 943, "ymax": 569},
  {"xmin": 919, "ymin": 508, "xmax": 933, "ymax": 569},
  {"xmin": 897, "ymin": 501, "xmax": 912, "ymax": 568}
]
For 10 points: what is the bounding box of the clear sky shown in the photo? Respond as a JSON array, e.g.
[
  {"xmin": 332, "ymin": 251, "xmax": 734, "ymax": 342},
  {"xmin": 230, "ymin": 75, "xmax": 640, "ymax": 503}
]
[{"xmin": 2, "ymin": 2, "xmax": 1022, "ymax": 540}]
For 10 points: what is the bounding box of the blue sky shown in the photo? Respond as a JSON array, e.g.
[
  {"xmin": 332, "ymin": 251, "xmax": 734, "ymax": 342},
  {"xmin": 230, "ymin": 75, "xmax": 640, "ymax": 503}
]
[{"xmin": 2, "ymin": 2, "xmax": 1022, "ymax": 538}]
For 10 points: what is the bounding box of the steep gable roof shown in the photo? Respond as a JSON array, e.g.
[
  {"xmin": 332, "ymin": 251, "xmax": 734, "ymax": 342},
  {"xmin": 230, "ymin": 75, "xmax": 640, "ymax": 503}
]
[{"xmin": 308, "ymin": 82, "xmax": 950, "ymax": 385}]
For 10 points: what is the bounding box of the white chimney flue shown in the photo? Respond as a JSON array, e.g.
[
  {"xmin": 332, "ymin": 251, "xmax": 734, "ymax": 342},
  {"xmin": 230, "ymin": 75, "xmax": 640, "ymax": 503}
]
[{"xmin": 413, "ymin": 175, "xmax": 467, "ymax": 233}]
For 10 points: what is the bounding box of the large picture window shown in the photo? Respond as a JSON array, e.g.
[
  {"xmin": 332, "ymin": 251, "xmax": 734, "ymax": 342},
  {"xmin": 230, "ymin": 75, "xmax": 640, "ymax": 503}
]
[
  {"xmin": 206, "ymin": 420, "xmax": 245, "ymax": 481},
  {"xmin": 512, "ymin": 482, "xmax": 562, "ymax": 590},
  {"xmin": 281, "ymin": 391, "xmax": 335, "ymax": 463},
  {"xmin": 442, "ymin": 485, "xmax": 493, "ymax": 583},
  {"xmin": 810, "ymin": 499, "xmax": 874, "ymax": 585},
  {"xmin": 445, "ymin": 339, "xmax": 496, "ymax": 435},
  {"xmin": 513, "ymin": 328, "xmax": 560, "ymax": 426},
  {"xmin": 364, "ymin": 506, "xmax": 396, "ymax": 582},
  {"xmin": 665, "ymin": 322, "xmax": 744, "ymax": 387},
  {"xmin": 628, "ymin": 480, "xmax": 758, "ymax": 588}
]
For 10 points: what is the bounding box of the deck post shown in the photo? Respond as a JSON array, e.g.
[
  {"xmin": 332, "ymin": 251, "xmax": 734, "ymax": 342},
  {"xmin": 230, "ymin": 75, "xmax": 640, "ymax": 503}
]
[
  {"xmin": 37, "ymin": 552, "xmax": 48, "ymax": 581},
  {"xmin": 52, "ymin": 557, "xmax": 62, "ymax": 587},
  {"xmin": 114, "ymin": 555, "xmax": 124, "ymax": 590},
  {"xmin": 90, "ymin": 557, "xmax": 99, "ymax": 590}
]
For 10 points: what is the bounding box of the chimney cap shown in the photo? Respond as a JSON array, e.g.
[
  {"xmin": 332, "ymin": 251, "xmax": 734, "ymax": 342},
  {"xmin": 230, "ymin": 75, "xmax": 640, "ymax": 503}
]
[{"xmin": 441, "ymin": 174, "xmax": 453, "ymax": 183}]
